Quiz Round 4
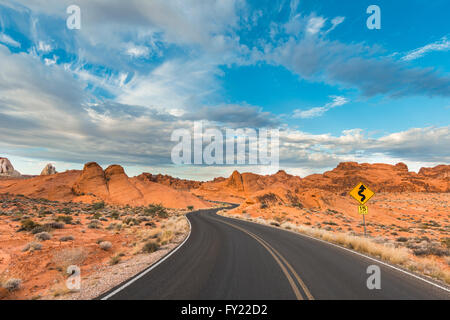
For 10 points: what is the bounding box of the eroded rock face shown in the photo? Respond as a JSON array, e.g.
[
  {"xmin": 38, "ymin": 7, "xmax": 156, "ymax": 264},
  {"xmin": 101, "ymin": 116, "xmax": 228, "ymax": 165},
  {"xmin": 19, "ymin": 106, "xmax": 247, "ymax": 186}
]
[
  {"xmin": 72, "ymin": 162, "xmax": 109, "ymax": 198},
  {"xmin": 0, "ymin": 157, "xmax": 21, "ymax": 177},
  {"xmin": 137, "ymin": 173, "xmax": 203, "ymax": 190},
  {"xmin": 226, "ymin": 170, "xmax": 244, "ymax": 191},
  {"xmin": 40, "ymin": 163, "xmax": 57, "ymax": 176}
]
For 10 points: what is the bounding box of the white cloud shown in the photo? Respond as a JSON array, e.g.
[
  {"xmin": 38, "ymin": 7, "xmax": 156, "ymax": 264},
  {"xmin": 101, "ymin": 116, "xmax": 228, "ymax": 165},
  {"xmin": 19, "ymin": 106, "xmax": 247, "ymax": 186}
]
[
  {"xmin": 126, "ymin": 45, "xmax": 150, "ymax": 58},
  {"xmin": 0, "ymin": 33, "xmax": 20, "ymax": 47},
  {"xmin": 293, "ymin": 96, "xmax": 349, "ymax": 119},
  {"xmin": 306, "ymin": 17, "xmax": 326, "ymax": 34},
  {"xmin": 44, "ymin": 55, "xmax": 57, "ymax": 66},
  {"xmin": 37, "ymin": 41, "xmax": 52, "ymax": 52},
  {"xmin": 325, "ymin": 16, "xmax": 345, "ymax": 34},
  {"xmin": 116, "ymin": 57, "xmax": 221, "ymax": 114},
  {"xmin": 402, "ymin": 37, "xmax": 450, "ymax": 61}
]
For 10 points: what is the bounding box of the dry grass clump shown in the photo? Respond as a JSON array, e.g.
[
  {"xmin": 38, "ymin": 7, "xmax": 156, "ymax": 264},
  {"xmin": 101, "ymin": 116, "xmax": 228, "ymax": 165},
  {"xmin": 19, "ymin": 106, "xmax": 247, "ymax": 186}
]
[
  {"xmin": 109, "ymin": 254, "xmax": 122, "ymax": 265},
  {"xmin": 134, "ymin": 216, "xmax": 189, "ymax": 254},
  {"xmin": 35, "ymin": 231, "xmax": 52, "ymax": 241},
  {"xmin": 161, "ymin": 216, "xmax": 188, "ymax": 236},
  {"xmin": 2, "ymin": 278, "xmax": 22, "ymax": 292},
  {"xmin": 22, "ymin": 242, "xmax": 42, "ymax": 252},
  {"xmin": 142, "ymin": 240, "xmax": 160, "ymax": 253},
  {"xmin": 52, "ymin": 248, "xmax": 87, "ymax": 270},
  {"xmin": 99, "ymin": 241, "xmax": 112, "ymax": 251}
]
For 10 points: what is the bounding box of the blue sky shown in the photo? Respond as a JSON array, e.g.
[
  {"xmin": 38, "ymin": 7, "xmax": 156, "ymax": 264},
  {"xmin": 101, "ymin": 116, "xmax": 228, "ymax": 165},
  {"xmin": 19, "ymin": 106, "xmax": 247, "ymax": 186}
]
[{"xmin": 0, "ymin": 0, "xmax": 449, "ymax": 180}]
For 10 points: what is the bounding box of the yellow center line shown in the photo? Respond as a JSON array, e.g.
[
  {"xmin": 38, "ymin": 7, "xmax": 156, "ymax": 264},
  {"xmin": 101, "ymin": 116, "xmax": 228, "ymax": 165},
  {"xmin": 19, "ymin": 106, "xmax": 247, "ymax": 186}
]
[
  {"xmin": 253, "ymin": 232, "xmax": 315, "ymax": 300},
  {"xmin": 213, "ymin": 217, "xmax": 314, "ymax": 300}
]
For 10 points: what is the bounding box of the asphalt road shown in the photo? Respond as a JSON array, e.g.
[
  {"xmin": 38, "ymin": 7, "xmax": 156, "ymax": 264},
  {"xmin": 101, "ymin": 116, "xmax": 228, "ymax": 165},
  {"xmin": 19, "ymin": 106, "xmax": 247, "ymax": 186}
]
[{"xmin": 100, "ymin": 208, "xmax": 450, "ymax": 300}]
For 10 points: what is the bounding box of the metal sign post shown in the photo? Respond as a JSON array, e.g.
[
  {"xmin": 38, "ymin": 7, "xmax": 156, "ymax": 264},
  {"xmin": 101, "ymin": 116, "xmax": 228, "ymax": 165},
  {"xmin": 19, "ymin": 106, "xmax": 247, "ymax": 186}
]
[{"xmin": 351, "ymin": 183, "xmax": 374, "ymax": 237}]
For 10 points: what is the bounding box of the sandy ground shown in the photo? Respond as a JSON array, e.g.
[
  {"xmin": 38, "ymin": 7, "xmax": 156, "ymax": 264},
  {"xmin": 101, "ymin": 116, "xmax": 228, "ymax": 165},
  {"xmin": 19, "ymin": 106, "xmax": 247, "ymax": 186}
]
[{"xmin": 48, "ymin": 231, "xmax": 188, "ymax": 300}]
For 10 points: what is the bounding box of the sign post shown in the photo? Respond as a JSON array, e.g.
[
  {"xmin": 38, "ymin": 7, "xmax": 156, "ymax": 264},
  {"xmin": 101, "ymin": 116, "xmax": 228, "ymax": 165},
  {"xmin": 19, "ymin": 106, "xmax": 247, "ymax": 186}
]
[{"xmin": 350, "ymin": 183, "xmax": 375, "ymax": 237}]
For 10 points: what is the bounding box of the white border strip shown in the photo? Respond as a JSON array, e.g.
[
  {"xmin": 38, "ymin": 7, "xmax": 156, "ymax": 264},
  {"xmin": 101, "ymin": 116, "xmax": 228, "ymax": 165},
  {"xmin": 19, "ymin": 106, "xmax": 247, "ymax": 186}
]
[
  {"xmin": 101, "ymin": 215, "xmax": 193, "ymax": 300},
  {"xmin": 220, "ymin": 214, "xmax": 450, "ymax": 294}
]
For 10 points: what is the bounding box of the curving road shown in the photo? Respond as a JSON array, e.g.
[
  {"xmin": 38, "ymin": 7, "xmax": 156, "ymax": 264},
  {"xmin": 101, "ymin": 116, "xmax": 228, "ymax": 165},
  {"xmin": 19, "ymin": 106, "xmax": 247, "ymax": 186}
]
[{"xmin": 100, "ymin": 208, "xmax": 450, "ymax": 300}]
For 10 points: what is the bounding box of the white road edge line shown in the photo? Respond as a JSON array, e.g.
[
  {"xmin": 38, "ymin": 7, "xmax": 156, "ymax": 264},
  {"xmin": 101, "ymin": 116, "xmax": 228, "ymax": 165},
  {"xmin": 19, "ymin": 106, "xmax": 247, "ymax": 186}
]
[
  {"xmin": 101, "ymin": 215, "xmax": 193, "ymax": 300},
  {"xmin": 221, "ymin": 214, "xmax": 450, "ymax": 293}
]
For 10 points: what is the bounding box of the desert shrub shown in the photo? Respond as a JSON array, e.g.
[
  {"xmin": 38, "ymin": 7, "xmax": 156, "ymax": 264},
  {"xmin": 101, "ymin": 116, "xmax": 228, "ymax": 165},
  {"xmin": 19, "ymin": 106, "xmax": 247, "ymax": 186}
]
[
  {"xmin": 55, "ymin": 215, "xmax": 73, "ymax": 224},
  {"xmin": 257, "ymin": 193, "xmax": 279, "ymax": 208},
  {"xmin": 59, "ymin": 236, "xmax": 75, "ymax": 242},
  {"xmin": 123, "ymin": 217, "xmax": 139, "ymax": 226},
  {"xmin": 60, "ymin": 207, "xmax": 72, "ymax": 214},
  {"xmin": 110, "ymin": 211, "xmax": 120, "ymax": 219},
  {"xmin": 187, "ymin": 206, "xmax": 194, "ymax": 210},
  {"xmin": 31, "ymin": 225, "xmax": 52, "ymax": 234},
  {"xmin": 286, "ymin": 191, "xmax": 303, "ymax": 208},
  {"xmin": 19, "ymin": 219, "xmax": 40, "ymax": 232},
  {"xmin": 144, "ymin": 204, "xmax": 168, "ymax": 218},
  {"xmin": 92, "ymin": 201, "xmax": 105, "ymax": 210},
  {"xmin": 88, "ymin": 220, "xmax": 101, "ymax": 229},
  {"xmin": 39, "ymin": 210, "xmax": 53, "ymax": 216},
  {"xmin": 22, "ymin": 242, "xmax": 42, "ymax": 252},
  {"xmin": 109, "ymin": 254, "xmax": 121, "ymax": 265},
  {"xmin": 99, "ymin": 241, "xmax": 112, "ymax": 251},
  {"xmin": 3, "ymin": 278, "xmax": 21, "ymax": 292},
  {"xmin": 412, "ymin": 241, "xmax": 449, "ymax": 257},
  {"xmin": 396, "ymin": 237, "xmax": 408, "ymax": 242},
  {"xmin": 106, "ymin": 223, "xmax": 122, "ymax": 231},
  {"xmin": 142, "ymin": 240, "xmax": 160, "ymax": 253},
  {"xmin": 157, "ymin": 230, "xmax": 174, "ymax": 245},
  {"xmin": 45, "ymin": 222, "xmax": 65, "ymax": 229},
  {"xmin": 441, "ymin": 238, "xmax": 450, "ymax": 249},
  {"xmin": 92, "ymin": 213, "xmax": 102, "ymax": 219},
  {"xmin": 35, "ymin": 232, "xmax": 52, "ymax": 241}
]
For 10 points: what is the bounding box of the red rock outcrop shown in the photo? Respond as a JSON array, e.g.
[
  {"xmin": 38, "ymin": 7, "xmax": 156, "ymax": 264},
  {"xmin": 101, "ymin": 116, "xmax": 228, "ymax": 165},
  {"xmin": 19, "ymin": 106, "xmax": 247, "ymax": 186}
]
[
  {"xmin": 0, "ymin": 162, "xmax": 211, "ymax": 209},
  {"xmin": 72, "ymin": 162, "xmax": 109, "ymax": 199},
  {"xmin": 137, "ymin": 173, "xmax": 203, "ymax": 190}
]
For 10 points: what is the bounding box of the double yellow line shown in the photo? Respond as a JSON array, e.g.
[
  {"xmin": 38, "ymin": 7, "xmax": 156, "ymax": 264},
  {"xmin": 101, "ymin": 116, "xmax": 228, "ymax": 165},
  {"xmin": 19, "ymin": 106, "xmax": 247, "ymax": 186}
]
[{"xmin": 213, "ymin": 218, "xmax": 314, "ymax": 300}]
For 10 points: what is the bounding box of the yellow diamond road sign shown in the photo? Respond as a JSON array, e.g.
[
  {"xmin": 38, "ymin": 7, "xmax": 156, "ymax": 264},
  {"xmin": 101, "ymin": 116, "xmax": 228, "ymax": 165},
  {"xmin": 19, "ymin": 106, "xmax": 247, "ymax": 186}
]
[{"xmin": 350, "ymin": 182, "xmax": 375, "ymax": 205}]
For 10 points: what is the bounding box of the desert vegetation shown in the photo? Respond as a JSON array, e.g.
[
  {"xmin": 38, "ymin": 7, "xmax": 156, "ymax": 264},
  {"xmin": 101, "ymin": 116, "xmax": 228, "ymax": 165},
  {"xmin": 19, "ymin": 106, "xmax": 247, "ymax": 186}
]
[{"xmin": 0, "ymin": 194, "xmax": 190, "ymax": 299}]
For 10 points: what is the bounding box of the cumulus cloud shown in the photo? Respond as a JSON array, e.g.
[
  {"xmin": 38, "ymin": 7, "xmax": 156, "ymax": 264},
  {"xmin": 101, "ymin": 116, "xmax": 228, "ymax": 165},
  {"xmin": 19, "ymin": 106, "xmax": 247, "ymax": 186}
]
[{"xmin": 293, "ymin": 96, "xmax": 349, "ymax": 119}]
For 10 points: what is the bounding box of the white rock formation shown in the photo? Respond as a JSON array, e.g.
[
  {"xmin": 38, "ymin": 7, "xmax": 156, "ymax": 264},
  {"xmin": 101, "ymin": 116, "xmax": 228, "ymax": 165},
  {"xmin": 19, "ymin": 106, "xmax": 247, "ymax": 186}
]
[
  {"xmin": 40, "ymin": 163, "xmax": 57, "ymax": 175},
  {"xmin": 0, "ymin": 157, "xmax": 21, "ymax": 177}
]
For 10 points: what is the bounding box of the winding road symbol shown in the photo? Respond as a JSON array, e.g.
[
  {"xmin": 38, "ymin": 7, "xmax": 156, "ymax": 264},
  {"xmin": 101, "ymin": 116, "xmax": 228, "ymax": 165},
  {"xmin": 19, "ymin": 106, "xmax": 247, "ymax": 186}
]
[
  {"xmin": 358, "ymin": 185, "xmax": 366, "ymax": 202},
  {"xmin": 350, "ymin": 182, "xmax": 374, "ymax": 205}
]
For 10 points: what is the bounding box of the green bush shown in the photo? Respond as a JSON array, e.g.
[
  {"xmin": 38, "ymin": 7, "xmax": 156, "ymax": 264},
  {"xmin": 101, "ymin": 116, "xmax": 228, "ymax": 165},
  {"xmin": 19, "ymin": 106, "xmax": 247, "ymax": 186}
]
[
  {"xmin": 92, "ymin": 201, "xmax": 105, "ymax": 210},
  {"xmin": 144, "ymin": 204, "xmax": 168, "ymax": 218},
  {"xmin": 142, "ymin": 240, "xmax": 160, "ymax": 253},
  {"xmin": 19, "ymin": 219, "xmax": 40, "ymax": 232},
  {"xmin": 55, "ymin": 215, "xmax": 73, "ymax": 224}
]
